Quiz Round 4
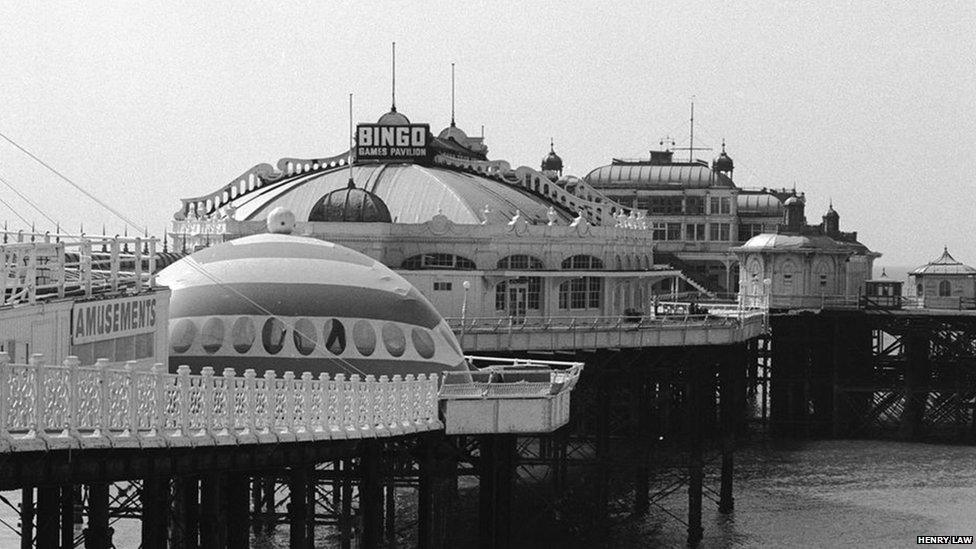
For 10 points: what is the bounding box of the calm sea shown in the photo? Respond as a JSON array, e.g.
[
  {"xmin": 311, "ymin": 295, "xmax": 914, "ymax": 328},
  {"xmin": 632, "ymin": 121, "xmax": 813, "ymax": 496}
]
[{"xmin": 1, "ymin": 439, "xmax": 973, "ymax": 548}]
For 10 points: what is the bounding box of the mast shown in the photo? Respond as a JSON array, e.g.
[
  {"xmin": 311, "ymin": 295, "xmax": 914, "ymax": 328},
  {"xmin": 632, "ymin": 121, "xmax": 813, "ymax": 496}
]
[
  {"xmin": 391, "ymin": 42, "xmax": 397, "ymax": 112},
  {"xmin": 451, "ymin": 62, "xmax": 456, "ymax": 127},
  {"xmin": 689, "ymin": 97, "xmax": 695, "ymax": 162},
  {"xmin": 348, "ymin": 93, "xmax": 355, "ymax": 187}
]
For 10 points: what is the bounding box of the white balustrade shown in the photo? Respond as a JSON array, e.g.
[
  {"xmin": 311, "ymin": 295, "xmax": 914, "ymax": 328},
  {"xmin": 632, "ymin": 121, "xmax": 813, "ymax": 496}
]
[
  {"xmin": 1, "ymin": 232, "xmax": 158, "ymax": 307},
  {"xmin": 0, "ymin": 354, "xmax": 442, "ymax": 453}
]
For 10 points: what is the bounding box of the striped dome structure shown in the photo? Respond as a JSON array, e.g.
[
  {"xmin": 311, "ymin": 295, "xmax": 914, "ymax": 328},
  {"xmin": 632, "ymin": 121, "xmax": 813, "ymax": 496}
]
[{"xmin": 157, "ymin": 230, "xmax": 467, "ymax": 377}]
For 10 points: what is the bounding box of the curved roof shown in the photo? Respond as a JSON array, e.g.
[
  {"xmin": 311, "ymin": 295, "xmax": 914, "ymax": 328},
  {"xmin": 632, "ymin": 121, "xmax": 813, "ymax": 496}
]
[
  {"xmin": 584, "ymin": 163, "xmax": 735, "ymax": 189},
  {"xmin": 911, "ymin": 248, "xmax": 976, "ymax": 276},
  {"xmin": 157, "ymin": 232, "xmax": 467, "ymax": 377},
  {"xmin": 737, "ymin": 193, "xmax": 783, "ymax": 217},
  {"xmin": 227, "ymin": 163, "xmax": 573, "ymax": 225},
  {"xmin": 377, "ymin": 109, "xmax": 410, "ymax": 126},
  {"xmin": 736, "ymin": 233, "xmax": 846, "ymax": 253},
  {"xmin": 308, "ymin": 184, "xmax": 392, "ymax": 223}
]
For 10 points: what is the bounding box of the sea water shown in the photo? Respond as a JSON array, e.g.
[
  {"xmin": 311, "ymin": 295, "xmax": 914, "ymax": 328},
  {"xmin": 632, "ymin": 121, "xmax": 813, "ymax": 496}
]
[{"xmin": 1, "ymin": 439, "xmax": 973, "ymax": 548}]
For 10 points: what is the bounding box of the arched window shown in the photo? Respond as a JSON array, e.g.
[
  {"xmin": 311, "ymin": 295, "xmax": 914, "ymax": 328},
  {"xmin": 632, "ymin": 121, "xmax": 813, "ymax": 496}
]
[
  {"xmin": 916, "ymin": 284, "xmax": 923, "ymax": 297},
  {"xmin": 939, "ymin": 280, "xmax": 951, "ymax": 297},
  {"xmin": 495, "ymin": 277, "xmax": 543, "ymax": 311},
  {"xmin": 497, "ymin": 255, "xmax": 544, "ymax": 270},
  {"xmin": 561, "ymin": 255, "xmax": 604, "ymax": 270},
  {"xmin": 402, "ymin": 253, "xmax": 476, "ymax": 270}
]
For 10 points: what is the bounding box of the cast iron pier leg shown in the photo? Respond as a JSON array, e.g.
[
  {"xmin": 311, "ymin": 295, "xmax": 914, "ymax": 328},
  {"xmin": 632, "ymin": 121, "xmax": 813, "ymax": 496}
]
[
  {"xmin": 687, "ymin": 362, "xmax": 704, "ymax": 546},
  {"xmin": 288, "ymin": 468, "xmax": 310, "ymax": 549}
]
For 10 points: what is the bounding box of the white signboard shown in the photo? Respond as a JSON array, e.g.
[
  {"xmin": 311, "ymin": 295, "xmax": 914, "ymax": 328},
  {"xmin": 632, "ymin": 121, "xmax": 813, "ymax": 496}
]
[{"xmin": 72, "ymin": 295, "xmax": 158, "ymax": 344}]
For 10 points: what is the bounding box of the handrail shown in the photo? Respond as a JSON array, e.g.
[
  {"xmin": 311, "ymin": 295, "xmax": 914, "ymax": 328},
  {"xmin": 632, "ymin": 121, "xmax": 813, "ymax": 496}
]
[
  {"xmin": 445, "ymin": 311, "xmax": 763, "ymax": 335},
  {"xmin": 0, "ymin": 352, "xmax": 441, "ymax": 452},
  {"xmin": 441, "ymin": 357, "xmax": 584, "ymax": 400},
  {"xmin": 1, "ymin": 233, "xmax": 157, "ymax": 307}
]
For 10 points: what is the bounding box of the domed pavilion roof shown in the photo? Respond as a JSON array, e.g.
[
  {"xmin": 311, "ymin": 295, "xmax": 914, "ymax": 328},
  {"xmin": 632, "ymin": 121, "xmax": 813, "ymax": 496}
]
[
  {"xmin": 735, "ymin": 233, "xmax": 846, "ymax": 253},
  {"xmin": 223, "ymin": 163, "xmax": 573, "ymax": 226},
  {"xmin": 541, "ymin": 140, "xmax": 563, "ymax": 172},
  {"xmin": 910, "ymin": 247, "xmax": 976, "ymax": 276},
  {"xmin": 377, "ymin": 108, "xmax": 411, "ymax": 126},
  {"xmin": 308, "ymin": 183, "xmax": 392, "ymax": 223},
  {"xmin": 157, "ymin": 230, "xmax": 467, "ymax": 377}
]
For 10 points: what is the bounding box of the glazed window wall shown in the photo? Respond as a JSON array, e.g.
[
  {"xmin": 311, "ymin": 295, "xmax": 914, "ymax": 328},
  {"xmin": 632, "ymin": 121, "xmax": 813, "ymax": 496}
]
[
  {"xmin": 70, "ymin": 333, "xmax": 155, "ymax": 365},
  {"xmin": 497, "ymin": 255, "xmax": 544, "ymax": 270},
  {"xmin": 686, "ymin": 223, "xmax": 706, "ymax": 241},
  {"xmin": 495, "ymin": 277, "xmax": 542, "ymax": 310},
  {"xmin": 685, "ymin": 196, "xmax": 704, "ymax": 214},
  {"xmin": 710, "ymin": 197, "xmax": 732, "ymax": 214},
  {"xmin": 709, "ymin": 223, "xmax": 731, "ymax": 241},
  {"xmin": 558, "ymin": 277, "xmax": 602, "ymax": 310},
  {"xmin": 561, "ymin": 255, "xmax": 604, "ymax": 270},
  {"xmin": 401, "ymin": 253, "xmax": 476, "ymax": 270},
  {"xmin": 637, "ymin": 196, "xmax": 683, "ymax": 214},
  {"xmin": 169, "ymin": 316, "xmax": 444, "ymax": 361}
]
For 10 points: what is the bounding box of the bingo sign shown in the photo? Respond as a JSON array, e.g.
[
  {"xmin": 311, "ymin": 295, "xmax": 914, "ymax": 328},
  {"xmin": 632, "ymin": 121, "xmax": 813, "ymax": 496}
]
[
  {"xmin": 356, "ymin": 123, "xmax": 430, "ymax": 162},
  {"xmin": 72, "ymin": 295, "xmax": 158, "ymax": 344}
]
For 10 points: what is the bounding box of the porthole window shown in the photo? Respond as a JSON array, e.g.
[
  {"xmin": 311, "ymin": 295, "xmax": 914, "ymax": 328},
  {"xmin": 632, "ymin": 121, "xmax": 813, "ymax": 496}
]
[
  {"xmin": 439, "ymin": 325, "xmax": 462, "ymax": 356},
  {"xmin": 201, "ymin": 317, "xmax": 225, "ymax": 354},
  {"xmin": 324, "ymin": 319, "xmax": 346, "ymax": 355},
  {"xmin": 381, "ymin": 322, "xmax": 406, "ymax": 357},
  {"xmin": 262, "ymin": 318, "xmax": 287, "ymax": 355},
  {"xmin": 171, "ymin": 319, "xmax": 197, "ymax": 354},
  {"xmin": 411, "ymin": 328, "xmax": 436, "ymax": 359},
  {"xmin": 293, "ymin": 318, "xmax": 317, "ymax": 356},
  {"xmin": 232, "ymin": 317, "xmax": 256, "ymax": 354},
  {"xmin": 353, "ymin": 320, "xmax": 376, "ymax": 356}
]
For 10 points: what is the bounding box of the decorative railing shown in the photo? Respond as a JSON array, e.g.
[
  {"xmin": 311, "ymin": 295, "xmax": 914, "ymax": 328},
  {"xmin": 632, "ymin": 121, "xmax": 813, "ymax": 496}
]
[
  {"xmin": 0, "ymin": 353, "xmax": 441, "ymax": 452},
  {"xmin": 446, "ymin": 311, "xmax": 762, "ymax": 335},
  {"xmin": 1, "ymin": 232, "xmax": 157, "ymax": 307}
]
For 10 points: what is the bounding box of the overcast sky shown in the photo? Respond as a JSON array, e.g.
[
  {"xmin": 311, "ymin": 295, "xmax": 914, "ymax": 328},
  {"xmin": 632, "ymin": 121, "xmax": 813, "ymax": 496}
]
[{"xmin": 0, "ymin": 2, "xmax": 973, "ymax": 270}]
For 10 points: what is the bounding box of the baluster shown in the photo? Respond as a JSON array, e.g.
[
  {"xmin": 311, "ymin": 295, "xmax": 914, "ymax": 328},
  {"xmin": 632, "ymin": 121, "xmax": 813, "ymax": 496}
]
[
  {"xmin": 389, "ymin": 375, "xmax": 401, "ymax": 431},
  {"xmin": 263, "ymin": 370, "xmax": 276, "ymax": 433},
  {"xmin": 363, "ymin": 375, "xmax": 376, "ymax": 433},
  {"xmin": 369, "ymin": 376, "xmax": 390, "ymax": 432},
  {"xmin": 147, "ymin": 237, "xmax": 157, "ymax": 288},
  {"xmin": 282, "ymin": 372, "xmax": 296, "ymax": 435},
  {"xmin": 55, "ymin": 242, "xmax": 66, "ymax": 299},
  {"xmin": 64, "ymin": 356, "xmax": 81, "ymax": 440},
  {"xmin": 317, "ymin": 372, "xmax": 329, "ymax": 435},
  {"xmin": 0, "ymin": 352, "xmax": 10, "ymax": 447},
  {"xmin": 30, "ymin": 354, "xmax": 47, "ymax": 439},
  {"xmin": 133, "ymin": 237, "xmax": 143, "ymax": 293},
  {"xmin": 334, "ymin": 373, "xmax": 347, "ymax": 434},
  {"xmin": 150, "ymin": 363, "xmax": 165, "ymax": 438},
  {"xmin": 81, "ymin": 239, "xmax": 93, "ymax": 297},
  {"xmin": 177, "ymin": 365, "xmax": 191, "ymax": 437},
  {"xmin": 27, "ymin": 247, "xmax": 37, "ymax": 304},
  {"xmin": 109, "ymin": 239, "xmax": 120, "ymax": 292},
  {"xmin": 94, "ymin": 358, "xmax": 110, "ymax": 439},
  {"xmin": 300, "ymin": 372, "xmax": 313, "ymax": 435},
  {"xmin": 223, "ymin": 368, "xmax": 236, "ymax": 437},
  {"xmin": 125, "ymin": 361, "xmax": 138, "ymax": 438},
  {"xmin": 243, "ymin": 369, "xmax": 257, "ymax": 437},
  {"xmin": 201, "ymin": 367, "xmax": 215, "ymax": 436}
]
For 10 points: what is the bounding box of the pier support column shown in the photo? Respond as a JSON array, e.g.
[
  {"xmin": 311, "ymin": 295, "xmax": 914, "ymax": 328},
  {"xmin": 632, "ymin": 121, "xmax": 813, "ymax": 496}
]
[
  {"xmin": 200, "ymin": 474, "xmax": 226, "ymax": 548},
  {"xmin": 418, "ymin": 432, "xmax": 456, "ymax": 549},
  {"xmin": 141, "ymin": 477, "xmax": 169, "ymax": 549},
  {"xmin": 288, "ymin": 467, "xmax": 310, "ymax": 549},
  {"xmin": 226, "ymin": 474, "xmax": 250, "ymax": 549},
  {"xmin": 262, "ymin": 476, "xmax": 275, "ymax": 534},
  {"xmin": 478, "ymin": 434, "xmax": 515, "ymax": 549},
  {"xmin": 250, "ymin": 476, "xmax": 263, "ymax": 536},
  {"xmin": 20, "ymin": 487, "xmax": 34, "ymax": 549},
  {"xmin": 687, "ymin": 362, "xmax": 705, "ymax": 546},
  {"xmin": 36, "ymin": 485, "xmax": 59, "ymax": 549},
  {"xmin": 171, "ymin": 477, "xmax": 199, "ymax": 549},
  {"xmin": 84, "ymin": 483, "xmax": 112, "ymax": 549},
  {"xmin": 60, "ymin": 484, "xmax": 75, "ymax": 549},
  {"xmin": 901, "ymin": 333, "xmax": 930, "ymax": 440},
  {"xmin": 719, "ymin": 346, "xmax": 740, "ymax": 514},
  {"xmin": 633, "ymin": 370, "xmax": 651, "ymax": 515},
  {"xmin": 361, "ymin": 441, "xmax": 384, "ymax": 549}
]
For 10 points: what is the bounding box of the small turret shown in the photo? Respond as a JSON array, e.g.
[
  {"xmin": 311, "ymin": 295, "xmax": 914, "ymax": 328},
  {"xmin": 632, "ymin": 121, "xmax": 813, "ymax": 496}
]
[
  {"xmin": 784, "ymin": 194, "xmax": 805, "ymax": 232},
  {"xmin": 823, "ymin": 201, "xmax": 839, "ymax": 236},
  {"xmin": 541, "ymin": 138, "xmax": 563, "ymax": 179},
  {"xmin": 712, "ymin": 140, "xmax": 734, "ymax": 175}
]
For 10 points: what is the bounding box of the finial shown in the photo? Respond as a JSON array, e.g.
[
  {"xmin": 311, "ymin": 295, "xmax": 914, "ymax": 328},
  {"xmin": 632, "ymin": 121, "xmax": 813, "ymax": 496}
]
[
  {"xmin": 721, "ymin": 139, "xmax": 726, "ymax": 153},
  {"xmin": 450, "ymin": 62, "xmax": 456, "ymax": 127},
  {"xmin": 881, "ymin": 267, "xmax": 887, "ymax": 278},
  {"xmin": 162, "ymin": 228, "xmax": 168, "ymax": 253},
  {"xmin": 550, "ymin": 137, "xmax": 554, "ymax": 152},
  {"xmin": 347, "ymin": 178, "xmax": 356, "ymax": 189},
  {"xmin": 391, "ymin": 42, "xmax": 397, "ymax": 112}
]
